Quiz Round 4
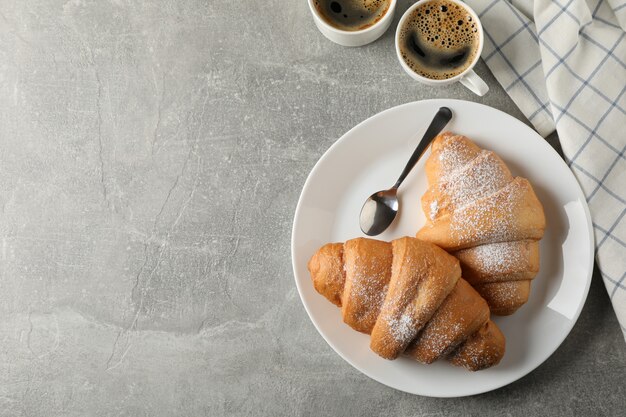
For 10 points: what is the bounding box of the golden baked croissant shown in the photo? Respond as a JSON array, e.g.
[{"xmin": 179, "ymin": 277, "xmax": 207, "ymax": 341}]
[
  {"xmin": 307, "ymin": 236, "xmax": 505, "ymax": 371},
  {"xmin": 417, "ymin": 132, "xmax": 546, "ymax": 315}
]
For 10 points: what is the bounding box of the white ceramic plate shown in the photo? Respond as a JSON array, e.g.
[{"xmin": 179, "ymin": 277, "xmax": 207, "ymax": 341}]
[{"xmin": 291, "ymin": 99, "xmax": 594, "ymax": 397}]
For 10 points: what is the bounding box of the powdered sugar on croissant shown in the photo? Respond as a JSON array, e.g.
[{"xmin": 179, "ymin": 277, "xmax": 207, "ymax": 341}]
[
  {"xmin": 308, "ymin": 237, "xmax": 505, "ymax": 371},
  {"xmin": 417, "ymin": 132, "xmax": 546, "ymax": 315}
]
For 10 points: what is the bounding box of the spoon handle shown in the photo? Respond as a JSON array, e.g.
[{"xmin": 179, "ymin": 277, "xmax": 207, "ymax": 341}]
[{"xmin": 392, "ymin": 106, "xmax": 453, "ymax": 190}]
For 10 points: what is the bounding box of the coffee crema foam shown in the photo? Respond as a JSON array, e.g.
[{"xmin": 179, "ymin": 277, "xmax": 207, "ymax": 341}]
[
  {"xmin": 399, "ymin": 0, "xmax": 479, "ymax": 80},
  {"xmin": 314, "ymin": 0, "xmax": 391, "ymax": 31}
]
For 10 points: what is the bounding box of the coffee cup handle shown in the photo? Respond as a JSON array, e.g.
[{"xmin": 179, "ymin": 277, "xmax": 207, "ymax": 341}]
[{"xmin": 460, "ymin": 70, "xmax": 489, "ymax": 96}]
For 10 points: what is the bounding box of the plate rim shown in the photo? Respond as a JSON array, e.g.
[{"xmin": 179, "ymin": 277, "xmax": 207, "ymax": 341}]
[{"xmin": 291, "ymin": 98, "xmax": 595, "ymax": 397}]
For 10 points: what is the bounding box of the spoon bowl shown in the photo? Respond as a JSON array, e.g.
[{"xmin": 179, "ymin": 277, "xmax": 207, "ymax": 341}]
[{"xmin": 360, "ymin": 189, "xmax": 399, "ymax": 236}]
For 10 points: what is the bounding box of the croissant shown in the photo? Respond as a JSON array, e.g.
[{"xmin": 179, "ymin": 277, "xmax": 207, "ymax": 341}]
[
  {"xmin": 307, "ymin": 236, "xmax": 505, "ymax": 371},
  {"xmin": 417, "ymin": 132, "xmax": 546, "ymax": 315}
]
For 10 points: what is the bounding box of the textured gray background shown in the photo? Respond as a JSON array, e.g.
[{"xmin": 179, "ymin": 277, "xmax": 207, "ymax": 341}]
[{"xmin": 0, "ymin": 0, "xmax": 624, "ymax": 416}]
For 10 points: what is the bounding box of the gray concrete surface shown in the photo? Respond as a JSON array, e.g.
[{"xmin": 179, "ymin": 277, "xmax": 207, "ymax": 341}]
[{"xmin": 0, "ymin": 0, "xmax": 623, "ymax": 416}]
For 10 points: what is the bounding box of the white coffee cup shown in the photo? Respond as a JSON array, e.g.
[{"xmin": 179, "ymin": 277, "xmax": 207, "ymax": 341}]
[
  {"xmin": 395, "ymin": 0, "xmax": 489, "ymax": 96},
  {"xmin": 307, "ymin": 0, "xmax": 397, "ymax": 47}
]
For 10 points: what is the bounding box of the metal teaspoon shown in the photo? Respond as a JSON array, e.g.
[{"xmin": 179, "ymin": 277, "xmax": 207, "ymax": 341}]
[{"xmin": 359, "ymin": 106, "xmax": 453, "ymax": 236}]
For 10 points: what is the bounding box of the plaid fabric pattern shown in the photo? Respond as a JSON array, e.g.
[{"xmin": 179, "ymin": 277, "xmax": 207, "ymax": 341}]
[{"xmin": 465, "ymin": 0, "xmax": 626, "ymax": 339}]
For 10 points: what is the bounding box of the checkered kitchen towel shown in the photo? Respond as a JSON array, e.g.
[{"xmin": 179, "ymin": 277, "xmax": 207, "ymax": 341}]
[{"xmin": 464, "ymin": 0, "xmax": 626, "ymax": 339}]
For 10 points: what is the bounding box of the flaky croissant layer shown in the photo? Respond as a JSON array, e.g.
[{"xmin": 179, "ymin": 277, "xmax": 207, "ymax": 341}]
[{"xmin": 308, "ymin": 237, "xmax": 505, "ymax": 371}]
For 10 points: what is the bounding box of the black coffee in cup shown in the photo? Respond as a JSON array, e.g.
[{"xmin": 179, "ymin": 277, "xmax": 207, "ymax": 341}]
[
  {"xmin": 314, "ymin": 0, "xmax": 391, "ymax": 31},
  {"xmin": 398, "ymin": 0, "xmax": 479, "ymax": 80}
]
